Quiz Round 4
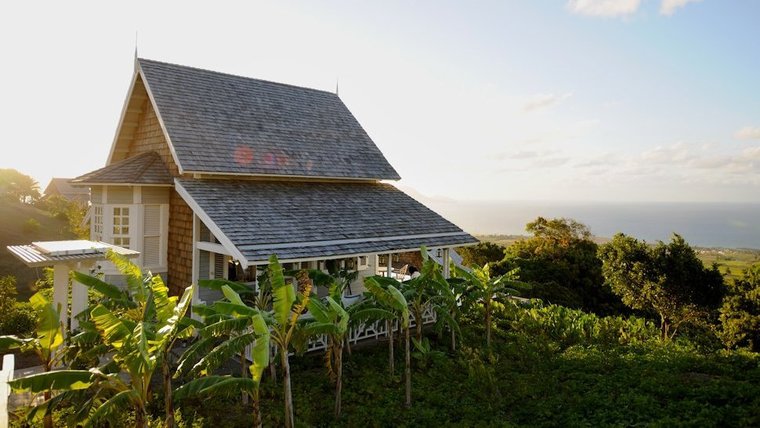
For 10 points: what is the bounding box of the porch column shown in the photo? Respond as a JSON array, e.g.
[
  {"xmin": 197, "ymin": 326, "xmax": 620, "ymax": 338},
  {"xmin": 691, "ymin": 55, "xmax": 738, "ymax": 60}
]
[
  {"xmin": 442, "ymin": 248, "xmax": 451, "ymax": 279},
  {"xmin": 386, "ymin": 252, "xmax": 393, "ymax": 278},
  {"xmin": 52, "ymin": 264, "xmax": 69, "ymax": 332},
  {"xmin": 70, "ymin": 261, "xmax": 93, "ymax": 331},
  {"xmin": 191, "ymin": 214, "xmax": 201, "ymax": 318}
]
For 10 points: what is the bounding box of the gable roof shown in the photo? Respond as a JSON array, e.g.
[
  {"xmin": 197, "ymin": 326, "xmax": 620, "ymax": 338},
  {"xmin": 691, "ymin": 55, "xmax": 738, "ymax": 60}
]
[
  {"xmin": 120, "ymin": 58, "xmax": 400, "ymax": 181},
  {"xmin": 43, "ymin": 178, "xmax": 89, "ymax": 199},
  {"xmin": 71, "ymin": 152, "xmax": 173, "ymax": 186},
  {"xmin": 175, "ymin": 179, "xmax": 477, "ymax": 266}
]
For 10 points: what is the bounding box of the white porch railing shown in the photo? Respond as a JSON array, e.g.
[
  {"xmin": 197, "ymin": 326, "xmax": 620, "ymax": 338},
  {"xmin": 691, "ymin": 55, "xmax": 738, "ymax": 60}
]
[
  {"xmin": 304, "ymin": 305, "xmax": 438, "ymax": 353},
  {"xmin": 1, "ymin": 354, "xmax": 15, "ymax": 428}
]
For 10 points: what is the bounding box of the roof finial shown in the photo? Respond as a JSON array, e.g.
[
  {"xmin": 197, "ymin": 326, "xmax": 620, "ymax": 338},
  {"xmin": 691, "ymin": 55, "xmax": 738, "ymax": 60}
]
[
  {"xmin": 335, "ymin": 77, "xmax": 339, "ymax": 96},
  {"xmin": 134, "ymin": 30, "xmax": 139, "ymax": 60}
]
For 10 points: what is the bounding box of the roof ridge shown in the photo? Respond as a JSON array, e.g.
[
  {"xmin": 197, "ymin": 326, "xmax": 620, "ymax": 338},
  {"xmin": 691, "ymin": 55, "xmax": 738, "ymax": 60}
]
[{"xmin": 138, "ymin": 57, "xmax": 337, "ymax": 97}]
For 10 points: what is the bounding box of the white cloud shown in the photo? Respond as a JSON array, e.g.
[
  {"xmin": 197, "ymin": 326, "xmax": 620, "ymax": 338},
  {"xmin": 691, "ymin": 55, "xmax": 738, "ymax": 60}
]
[
  {"xmin": 567, "ymin": 0, "xmax": 641, "ymax": 17},
  {"xmin": 660, "ymin": 0, "xmax": 701, "ymax": 16},
  {"xmin": 522, "ymin": 92, "xmax": 572, "ymax": 112},
  {"xmin": 734, "ymin": 126, "xmax": 760, "ymax": 140}
]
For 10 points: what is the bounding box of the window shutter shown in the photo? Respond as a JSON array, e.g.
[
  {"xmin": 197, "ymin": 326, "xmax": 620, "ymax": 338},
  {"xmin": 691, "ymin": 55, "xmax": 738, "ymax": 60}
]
[
  {"xmin": 143, "ymin": 205, "xmax": 161, "ymax": 266},
  {"xmin": 214, "ymin": 254, "xmax": 225, "ymax": 279}
]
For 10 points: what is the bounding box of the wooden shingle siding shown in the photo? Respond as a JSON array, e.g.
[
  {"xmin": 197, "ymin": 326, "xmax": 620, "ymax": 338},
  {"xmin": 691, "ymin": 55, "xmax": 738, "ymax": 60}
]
[
  {"xmin": 167, "ymin": 189, "xmax": 193, "ymax": 295},
  {"xmin": 126, "ymin": 99, "xmax": 180, "ymax": 177}
]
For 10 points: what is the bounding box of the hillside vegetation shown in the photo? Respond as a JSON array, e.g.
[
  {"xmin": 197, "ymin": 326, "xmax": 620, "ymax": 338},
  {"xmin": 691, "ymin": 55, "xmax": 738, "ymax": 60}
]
[{"xmin": 0, "ymin": 201, "xmax": 73, "ymax": 299}]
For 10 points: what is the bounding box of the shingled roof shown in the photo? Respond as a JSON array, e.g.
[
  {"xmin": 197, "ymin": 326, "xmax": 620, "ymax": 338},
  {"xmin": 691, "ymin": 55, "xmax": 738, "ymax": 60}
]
[
  {"xmin": 136, "ymin": 58, "xmax": 400, "ymax": 180},
  {"xmin": 175, "ymin": 179, "xmax": 477, "ymax": 265},
  {"xmin": 71, "ymin": 152, "xmax": 173, "ymax": 186}
]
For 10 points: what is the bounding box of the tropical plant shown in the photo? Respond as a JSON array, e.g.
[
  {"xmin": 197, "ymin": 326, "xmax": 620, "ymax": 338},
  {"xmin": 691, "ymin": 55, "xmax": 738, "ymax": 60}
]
[
  {"xmin": 9, "ymin": 251, "xmax": 195, "ymax": 428},
  {"xmin": 0, "ymin": 291, "xmax": 64, "ymax": 428},
  {"xmin": 275, "ymin": 261, "xmax": 322, "ymax": 426},
  {"xmin": 364, "ymin": 275, "xmax": 412, "ymax": 408},
  {"xmin": 453, "ymin": 263, "xmax": 530, "ymax": 347},
  {"xmin": 174, "ymin": 284, "xmax": 270, "ymax": 428}
]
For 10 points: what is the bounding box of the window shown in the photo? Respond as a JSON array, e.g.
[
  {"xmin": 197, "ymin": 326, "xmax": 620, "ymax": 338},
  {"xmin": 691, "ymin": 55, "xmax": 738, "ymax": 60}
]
[
  {"xmin": 92, "ymin": 205, "xmax": 103, "ymax": 241},
  {"xmin": 112, "ymin": 206, "xmax": 130, "ymax": 248}
]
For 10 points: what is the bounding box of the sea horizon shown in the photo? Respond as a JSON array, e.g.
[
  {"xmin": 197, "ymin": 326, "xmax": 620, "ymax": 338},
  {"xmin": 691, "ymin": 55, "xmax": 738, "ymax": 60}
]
[{"xmin": 423, "ymin": 200, "xmax": 760, "ymax": 250}]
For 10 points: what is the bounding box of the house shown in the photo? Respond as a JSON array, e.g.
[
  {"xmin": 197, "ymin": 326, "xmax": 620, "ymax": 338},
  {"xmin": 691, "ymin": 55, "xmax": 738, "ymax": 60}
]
[
  {"xmin": 71, "ymin": 58, "xmax": 477, "ymax": 306},
  {"xmin": 42, "ymin": 178, "xmax": 89, "ymax": 204}
]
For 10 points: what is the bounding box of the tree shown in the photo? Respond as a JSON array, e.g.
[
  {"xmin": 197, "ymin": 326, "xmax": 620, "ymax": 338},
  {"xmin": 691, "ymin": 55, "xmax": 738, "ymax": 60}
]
[
  {"xmin": 0, "ymin": 168, "xmax": 40, "ymax": 204},
  {"xmin": 364, "ymin": 276, "xmax": 412, "ymax": 408},
  {"xmin": 0, "ymin": 291, "xmax": 64, "ymax": 428},
  {"xmin": 10, "ymin": 252, "xmax": 195, "ymax": 428},
  {"xmin": 458, "ymin": 242, "xmax": 506, "ymax": 268},
  {"xmin": 599, "ymin": 233, "xmax": 725, "ymax": 340},
  {"xmin": 301, "ymin": 291, "xmax": 349, "ymax": 418},
  {"xmin": 452, "ymin": 264, "xmax": 529, "ymax": 347},
  {"xmin": 272, "ymin": 263, "xmax": 315, "ymax": 427},
  {"xmin": 174, "ymin": 284, "xmax": 270, "ymax": 428},
  {"xmin": 497, "ymin": 217, "xmax": 622, "ymax": 315},
  {"xmin": 719, "ymin": 265, "xmax": 760, "ymax": 351}
]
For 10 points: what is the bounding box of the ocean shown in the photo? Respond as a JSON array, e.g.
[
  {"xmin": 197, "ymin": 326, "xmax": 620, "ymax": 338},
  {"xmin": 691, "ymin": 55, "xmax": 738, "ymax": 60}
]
[{"xmin": 425, "ymin": 201, "xmax": 760, "ymax": 249}]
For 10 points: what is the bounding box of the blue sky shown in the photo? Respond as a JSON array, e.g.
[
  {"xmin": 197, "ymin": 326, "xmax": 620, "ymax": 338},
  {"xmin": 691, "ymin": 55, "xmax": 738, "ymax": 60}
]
[{"xmin": 1, "ymin": 0, "xmax": 758, "ymax": 202}]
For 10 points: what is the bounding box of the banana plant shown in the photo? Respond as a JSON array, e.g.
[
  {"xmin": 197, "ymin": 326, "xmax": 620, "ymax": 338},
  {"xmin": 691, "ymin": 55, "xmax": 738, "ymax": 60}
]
[
  {"xmin": 300, "ymin": 292, "xmax": 349, "ymax": 418},
  {"xmin": 9, "ymin": 251, "xmax": 195, "ymax": 428},
  {"xmin": 401, "ymin": 248, "xmax": 456, "ymax": 343},
  {"xmin": 364, "ymin": 276, "xmax": 412, "ymax": 408},
  {"xmin": 453, "ymin": 264, "xmax": 530, "ymax": 347},
  {"xmin": 174, "ymin": 284, "xmax": 270, "ymax": 428},
  {"xmin": 0, "ymin": 291, "xmax": 64, "ymax": 428}
]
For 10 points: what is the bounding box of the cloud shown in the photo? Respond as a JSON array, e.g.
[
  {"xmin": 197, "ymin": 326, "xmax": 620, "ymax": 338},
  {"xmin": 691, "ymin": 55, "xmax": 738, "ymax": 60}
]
[
  {"xmin": 522, "ymin": 93, "xmax": 572, "ymax": 112},
  {"xmin": 533, "ymin": 157, "xmax": 571, "ymax": 168},
  {"xmin": 734, "ymin": 126, "xmax": 760, "ymax": 140},
  {"xmin": 567, "ymin": 0, "xmax": 641, "ymax": 17},
  {"xmin": 660, "ymin": 0, "xmax": 701, "ymax": 16}
]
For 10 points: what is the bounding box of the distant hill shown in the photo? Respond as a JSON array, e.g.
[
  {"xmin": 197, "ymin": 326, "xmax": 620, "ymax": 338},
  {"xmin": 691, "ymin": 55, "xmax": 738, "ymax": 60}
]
[{"xmin": 0, "ymin": 201, "xmax": 74, "ymax": 299}]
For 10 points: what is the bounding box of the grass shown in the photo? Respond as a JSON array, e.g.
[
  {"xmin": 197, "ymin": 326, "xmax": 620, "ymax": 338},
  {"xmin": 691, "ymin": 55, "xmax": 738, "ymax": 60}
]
[
  {"xmin": 696, "ymin": 248, "xmax": 760, "ymax": 282},
  {"xmin": 0, "ymin": 201, "xmax": 73, "ymax": 299}
]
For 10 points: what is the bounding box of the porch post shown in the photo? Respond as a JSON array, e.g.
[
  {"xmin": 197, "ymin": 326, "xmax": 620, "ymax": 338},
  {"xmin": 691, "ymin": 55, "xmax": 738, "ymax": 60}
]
[
  {"xmin": 191, "ymin": 214, "xmax": 201, "ymax": 314},
  {"xmin": 70, "ymin": 261, "xmax": 93, "ymax": 331},
  {"xmin": 386, "ymin": 252, "xmax": 393, "ymax": 278},
  {"xmin": 52, "ymin": 264, "xmax": 69, "ymax": 332},
  {"xmin": 442, "ymin": 248, "xmax": 451, "ymax": 279}
]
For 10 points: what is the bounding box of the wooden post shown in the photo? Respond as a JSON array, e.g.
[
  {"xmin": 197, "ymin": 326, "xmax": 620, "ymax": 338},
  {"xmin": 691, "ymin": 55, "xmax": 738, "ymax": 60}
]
[
  {"xmin": 1, "ymin": 354, "xmax": 15, "ymax": 428},
  {"xmin": 70, "ymin": 261, "xmax": 93, "ymax": 331},
  {"xmin": 52, "ymin": 264, "xmax": 69, "ymax": 332},
  {"xmin": 442, "ymin": 248, "xmax": 451, "ymax": 279},
  {"xmin": 387, "ymin": 253, "xmax": 393, "ymax": 278},
  {"xmin": 191, "ymin": 214, "xmax": 200, "ymax": 313}
]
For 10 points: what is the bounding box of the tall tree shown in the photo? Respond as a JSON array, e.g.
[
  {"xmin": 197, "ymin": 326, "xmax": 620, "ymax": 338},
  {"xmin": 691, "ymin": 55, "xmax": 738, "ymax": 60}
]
[
  {"xmin": 599, "ymin": 233, "xmax": 725, "ymax": 340},
  {"xmin": 498, "ymin": 217, "xmax": 622, "ymax": 315},
  {"xmin": 0, "ymin": 168, "xmax": 40, "ymax": 203}
]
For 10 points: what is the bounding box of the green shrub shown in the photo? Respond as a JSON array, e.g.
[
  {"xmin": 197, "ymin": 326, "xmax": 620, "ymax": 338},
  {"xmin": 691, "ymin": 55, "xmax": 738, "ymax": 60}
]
[
  {"xmin": 22, "ymin": 218, "xmax": 40, "ymax": 234},
  {"xmin": 0, "ymin": 301, "xmax": 37, "ymax": 336}
]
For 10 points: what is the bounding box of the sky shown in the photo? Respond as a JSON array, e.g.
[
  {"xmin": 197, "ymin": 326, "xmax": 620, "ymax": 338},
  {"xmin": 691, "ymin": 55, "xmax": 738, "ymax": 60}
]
[{"xmin": 1, "ymin": 0, "xmax": 759, "ymax": 203}]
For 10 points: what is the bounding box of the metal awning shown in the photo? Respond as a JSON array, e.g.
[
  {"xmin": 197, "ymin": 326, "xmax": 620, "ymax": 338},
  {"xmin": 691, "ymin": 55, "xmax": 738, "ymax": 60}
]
[{"xmin": 7, "ymin": 240, "xmax": 139, "ymax": 268}]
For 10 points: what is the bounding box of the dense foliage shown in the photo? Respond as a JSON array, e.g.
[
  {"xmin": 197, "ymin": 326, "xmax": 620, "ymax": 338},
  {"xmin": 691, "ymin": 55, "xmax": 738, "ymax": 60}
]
[
  {"xmin": 720, "ymin": 265, "xmax": 760, "ymax": 351},
  {"xmin": 600, "ymin": 233, "xmax": 725, "ymax": 339},
  {"xmin": 0, "ymin": 168, "xmax": 40, "ymax": 204},
  {"xmin": 4, "ymin": 235, "xmax": 759, "ymax": 427},
  {"xmin": 496, "ymin": 217, "xmax": 623, "ymax": 315},
  {"xmin": 0, "ymin": 275, "xmax": 36, "ymax": 336}
]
